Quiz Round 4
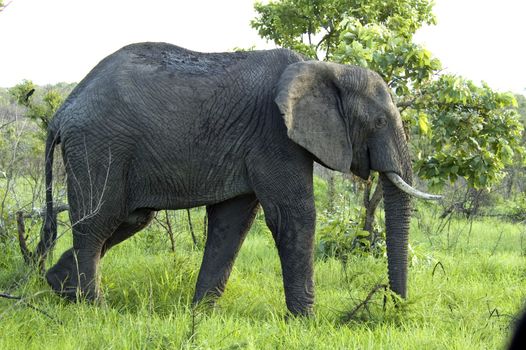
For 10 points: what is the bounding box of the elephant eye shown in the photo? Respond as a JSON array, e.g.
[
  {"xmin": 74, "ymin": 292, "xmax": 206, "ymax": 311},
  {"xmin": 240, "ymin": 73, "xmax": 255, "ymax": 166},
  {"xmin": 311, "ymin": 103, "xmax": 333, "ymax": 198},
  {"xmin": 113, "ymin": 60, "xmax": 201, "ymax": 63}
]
[{"xmin": 375, "ymin": 117, "xmax": 387, "ymax": 129}]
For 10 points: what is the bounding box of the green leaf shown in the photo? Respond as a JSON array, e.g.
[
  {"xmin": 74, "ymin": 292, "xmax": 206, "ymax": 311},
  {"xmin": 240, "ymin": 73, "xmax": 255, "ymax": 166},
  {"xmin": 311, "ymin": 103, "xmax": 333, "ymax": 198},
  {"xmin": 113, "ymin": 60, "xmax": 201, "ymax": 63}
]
[{"xmin": 418, "ymin": 113, "xmax": 430, "ymax": 135}]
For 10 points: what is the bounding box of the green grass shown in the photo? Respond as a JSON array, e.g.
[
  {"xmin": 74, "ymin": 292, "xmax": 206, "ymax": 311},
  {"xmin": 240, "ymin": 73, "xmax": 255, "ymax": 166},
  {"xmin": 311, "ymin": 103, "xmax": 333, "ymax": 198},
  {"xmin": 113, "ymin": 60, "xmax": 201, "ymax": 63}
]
[{"xmin": 1, "ymin": 202, "xmax": 526, "ymax": 349}]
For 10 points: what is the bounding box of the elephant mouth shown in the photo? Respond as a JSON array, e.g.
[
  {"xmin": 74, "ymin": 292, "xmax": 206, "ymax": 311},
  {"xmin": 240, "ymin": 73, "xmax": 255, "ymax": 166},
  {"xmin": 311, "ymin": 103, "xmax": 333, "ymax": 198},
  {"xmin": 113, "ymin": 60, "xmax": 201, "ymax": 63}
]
[
  {"xmin": 353, "ymin": 167, "xmax": 370, "ymax": 180},
  {"xmin": 351, "ymin": 148, "xmax": 371, "ymax": 180}
]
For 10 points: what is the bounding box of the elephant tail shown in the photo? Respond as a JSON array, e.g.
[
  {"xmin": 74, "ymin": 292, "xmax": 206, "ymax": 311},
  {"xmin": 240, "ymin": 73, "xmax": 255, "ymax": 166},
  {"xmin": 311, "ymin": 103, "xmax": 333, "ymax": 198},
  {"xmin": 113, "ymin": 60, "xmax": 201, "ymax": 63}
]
[{"xmin": 35, "ymin": 126, "xmax": 61, "ymax": 270}]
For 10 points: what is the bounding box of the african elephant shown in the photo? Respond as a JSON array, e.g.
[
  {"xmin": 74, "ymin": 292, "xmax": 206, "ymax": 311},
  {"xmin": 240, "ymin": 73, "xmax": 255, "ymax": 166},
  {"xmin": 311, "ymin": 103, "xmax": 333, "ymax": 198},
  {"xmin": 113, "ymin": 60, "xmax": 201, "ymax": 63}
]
[{"xmin": 41, "ymin": 42, "xmax": 438, "ymax": 316}]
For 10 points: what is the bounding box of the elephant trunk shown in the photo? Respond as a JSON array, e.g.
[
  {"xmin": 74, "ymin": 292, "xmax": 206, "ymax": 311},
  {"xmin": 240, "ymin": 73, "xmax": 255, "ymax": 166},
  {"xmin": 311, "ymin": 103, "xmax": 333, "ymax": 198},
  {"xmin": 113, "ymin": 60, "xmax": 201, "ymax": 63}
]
[{"xmin": 380, "ymin": 160, "xmax": 412, "ymax": 298}]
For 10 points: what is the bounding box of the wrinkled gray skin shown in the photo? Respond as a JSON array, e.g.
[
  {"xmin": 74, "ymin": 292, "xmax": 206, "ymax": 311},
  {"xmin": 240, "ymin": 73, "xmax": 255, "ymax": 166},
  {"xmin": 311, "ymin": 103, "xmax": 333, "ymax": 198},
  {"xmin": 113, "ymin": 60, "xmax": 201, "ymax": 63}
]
[{"xmin": 43, "ymin": 43, "xmax": 412, "ymax": 315}]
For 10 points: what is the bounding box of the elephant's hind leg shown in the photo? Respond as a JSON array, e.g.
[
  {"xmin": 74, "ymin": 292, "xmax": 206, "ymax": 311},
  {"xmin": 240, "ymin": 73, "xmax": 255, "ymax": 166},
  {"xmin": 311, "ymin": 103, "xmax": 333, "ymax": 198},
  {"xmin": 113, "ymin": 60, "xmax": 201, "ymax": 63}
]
[
  {"xmin": 46, "ymin": 209, "xmax": 154, "ymax": 301},
  {"xmin": 193, "ymin": 193, "xmax": 260, "ymax": 304},
  {"xmin": 46, "ymin": 246, "xmax": 107, "ymax": 302},
  {"xmin": 46, "ymin": 219, "xmax": 119, "ymax": 302},
  {"xmin": 46, "ymin": 169, "xmax": 126, "ymax": 301}
]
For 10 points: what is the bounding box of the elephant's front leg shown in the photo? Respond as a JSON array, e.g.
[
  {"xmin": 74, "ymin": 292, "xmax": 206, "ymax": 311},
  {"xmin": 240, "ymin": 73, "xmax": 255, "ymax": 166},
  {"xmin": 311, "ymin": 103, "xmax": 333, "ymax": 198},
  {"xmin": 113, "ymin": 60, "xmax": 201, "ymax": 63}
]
[
  {"xmin": 193, "ymin": 194, "xmax": 260, "ymax": 304},
  {"xmin": 249, "ymin": 146, "xmax": 316, "ymax": 315},
  {"xmin": 263, "ymin": 201, "xmax": 316, "ymax": 316}
]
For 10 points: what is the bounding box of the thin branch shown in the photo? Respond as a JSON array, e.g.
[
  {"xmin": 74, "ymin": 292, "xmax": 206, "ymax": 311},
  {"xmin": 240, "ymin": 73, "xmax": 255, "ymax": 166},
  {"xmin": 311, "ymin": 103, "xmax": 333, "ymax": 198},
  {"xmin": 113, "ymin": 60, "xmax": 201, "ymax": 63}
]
[
  {"xmin": 0, "ymin": 119, "xmax": 16, "ymax": 130},
  {"xmin": 396, "ymin": 98, "xmax": 417, "ymax": 111},
  {"xmin": 431, "ymin": 261, "xmax": 446, "ymax": 278},
  {"xmin": 16, "ymin": 211, "xmax": 34, "ymax": 264},
  {"xmin": 165, "ymin": 210, "xmax": 175, "ymax": 252},
  {"xmin": 0, "ymin": 291, "xmax": 62, "ymax": 324},
  {"xmin": 14, "ymin": 203, "xmax": 69, "ymax": 219},
  {"xmin": 363, "ymin": 179, "xmax": 383, "ymax": 236},
  {"xmin": 490, "ymin": 230, "xmax": 505, "ymax": 257},
  {"xmin": 0, "ymin": 292, "xmax": 21, "ymax": 300},
  {"xmin": 203, "ymin": 212, "xmax": 208, "ymax": 241},
  {"xmin": 342, "ymin": 284, "xmax": 388, "ymax": 322},
  {"xmin": 187, "ymin": 209, "xmax": 198, "ymax": 247}
]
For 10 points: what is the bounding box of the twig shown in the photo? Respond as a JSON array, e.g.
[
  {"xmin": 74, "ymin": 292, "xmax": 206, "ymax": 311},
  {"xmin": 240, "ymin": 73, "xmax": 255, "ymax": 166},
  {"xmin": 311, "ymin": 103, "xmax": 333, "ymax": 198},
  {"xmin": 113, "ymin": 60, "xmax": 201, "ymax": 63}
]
[
  {"xmin": 21, "ymin": 203, "xmax": 69, "ymax": 219},
  {"xmin": 203, "ymin": 212, "xmax": 208, "ymax": 241},
  {"xmin": 187, "ymin": 209, "xmax": 197, "ymax": 247},
  {"xmin": 363, "ymin": 178, "xmax": 383, "ymax": 237},
  {"xmin": 16, "ymin": 211, "xmax": 35, "ymax": 264},
  {"xmin": 467, "ymin": 215, "xmax": 474, "ymax": 246},
  {"xmin": 0, "ymin": 292, "xmax": 21, "ymax": 300},
  {"xmin": 396, "ymin": 98, "xmax": 417, "ymax": 111},
  {"xmin": 165, "ymin": 210, "xmax": 175, "ymax": 252},
  {"xmin": 0, "ymin": 119, "xmax": 16, "ymax": 129},
  {"xmin": 490, "ymin": 230, "xmax": 505, "ymax": 257},
  {"xmin": 488, "ymin": 307, "xmax": 500, "ymax": 319},
  {"xmin": 0, "ymin": 291, "xmax": 62, "ymax": 324},
  {"xmin": 186, "ymin": 304, "xmax": 202, "ymax": 345},
  {"xmin": 342, "ymin": 284, "xmax": 388, "ymax": 322},
  {"xmin": 432, "ymin": 261, "xmax": 446, "ymax": 278},
  {"xmin": 16, "ymin": 204, "xmax": 69, "ymax": 266},
  {"xmin": 482, "ymin": 303, "xmax": 515, "ymax": 330}
]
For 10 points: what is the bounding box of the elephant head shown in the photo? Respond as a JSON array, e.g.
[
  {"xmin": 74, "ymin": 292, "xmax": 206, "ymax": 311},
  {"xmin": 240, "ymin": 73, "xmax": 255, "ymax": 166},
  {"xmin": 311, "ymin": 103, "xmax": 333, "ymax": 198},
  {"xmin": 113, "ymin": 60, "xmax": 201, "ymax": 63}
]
[{"xmin": 275, "ymin": 60, "xmax": 439, "ymax": 298}]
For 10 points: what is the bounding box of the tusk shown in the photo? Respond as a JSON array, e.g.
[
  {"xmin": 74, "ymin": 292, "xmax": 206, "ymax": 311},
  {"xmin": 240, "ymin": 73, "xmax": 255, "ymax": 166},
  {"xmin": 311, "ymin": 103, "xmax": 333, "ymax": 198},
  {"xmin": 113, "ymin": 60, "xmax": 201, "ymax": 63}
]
[{"xmin": 385, "ymin": 172, "xmax": 442, "ymax": 200}]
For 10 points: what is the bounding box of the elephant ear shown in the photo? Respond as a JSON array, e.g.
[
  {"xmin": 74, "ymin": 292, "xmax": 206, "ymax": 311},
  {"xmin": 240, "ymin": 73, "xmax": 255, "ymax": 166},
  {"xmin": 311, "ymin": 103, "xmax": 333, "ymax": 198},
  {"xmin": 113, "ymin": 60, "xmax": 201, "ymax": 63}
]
[{"xmin": 275, "ymin": 61, "xmax": 352, "ymax": 173}]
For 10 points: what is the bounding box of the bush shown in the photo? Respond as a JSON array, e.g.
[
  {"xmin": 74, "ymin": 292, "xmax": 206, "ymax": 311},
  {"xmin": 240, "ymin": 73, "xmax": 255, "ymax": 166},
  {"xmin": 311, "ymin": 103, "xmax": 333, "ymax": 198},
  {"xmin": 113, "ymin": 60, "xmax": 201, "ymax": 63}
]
[{"xmin": 316, "ymin": 202, "xmax": 386, "ymax": 261}]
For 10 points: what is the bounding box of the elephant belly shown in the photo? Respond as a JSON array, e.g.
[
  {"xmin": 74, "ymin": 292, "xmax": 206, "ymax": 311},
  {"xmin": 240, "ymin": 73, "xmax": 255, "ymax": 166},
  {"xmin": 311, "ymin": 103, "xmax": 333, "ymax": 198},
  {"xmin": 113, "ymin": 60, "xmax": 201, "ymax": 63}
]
[{"xmin": 127, "ymin": 160, "xmax": 252, "ymax": 210}]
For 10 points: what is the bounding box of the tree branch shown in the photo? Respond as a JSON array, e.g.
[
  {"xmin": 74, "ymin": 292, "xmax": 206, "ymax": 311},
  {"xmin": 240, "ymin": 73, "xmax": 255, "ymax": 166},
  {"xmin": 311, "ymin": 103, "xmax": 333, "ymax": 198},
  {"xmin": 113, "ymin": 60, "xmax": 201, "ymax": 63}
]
[
  {"xmin": 15, "ymin": 204, "xmax": 69, "ymax": 266},
  {"xmin": 20, "ymin": 203, "xmax": 69, "ymax": 219},
  {"xmin": 186, "ymin": 209, "xmax": 198, "ymax": 247},
  {"xmin": 16, "ymin": 211, "xmax": 34, "ymax": 264},
  {"xmin": 0, "ymin": 120, "xmax": 16, "ymax": 130}
]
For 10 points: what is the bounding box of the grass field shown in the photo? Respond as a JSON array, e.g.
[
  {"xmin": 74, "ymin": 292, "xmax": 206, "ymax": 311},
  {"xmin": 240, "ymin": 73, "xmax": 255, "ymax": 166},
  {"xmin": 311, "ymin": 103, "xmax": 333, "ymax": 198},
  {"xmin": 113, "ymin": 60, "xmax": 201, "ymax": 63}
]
[{"xmin": 1, "ymin": 195, "xmax": 526, "ymax": 349}]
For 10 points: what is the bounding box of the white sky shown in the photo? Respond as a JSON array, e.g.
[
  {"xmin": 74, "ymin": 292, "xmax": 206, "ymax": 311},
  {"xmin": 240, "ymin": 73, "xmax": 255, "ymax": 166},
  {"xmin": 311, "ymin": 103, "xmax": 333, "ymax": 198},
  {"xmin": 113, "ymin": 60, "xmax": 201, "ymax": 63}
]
[{"xmin": 0, "ymin": 0, "xmax": 525, "ymax": 94}]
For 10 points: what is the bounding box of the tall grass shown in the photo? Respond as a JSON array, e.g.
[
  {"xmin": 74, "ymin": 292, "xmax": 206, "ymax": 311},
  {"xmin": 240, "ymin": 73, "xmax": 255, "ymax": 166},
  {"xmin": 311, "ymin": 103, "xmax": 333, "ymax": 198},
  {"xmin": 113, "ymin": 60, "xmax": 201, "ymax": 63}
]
[{"xmin": 1, "ymin": 187, "xmax": 525, "ymax": 349}]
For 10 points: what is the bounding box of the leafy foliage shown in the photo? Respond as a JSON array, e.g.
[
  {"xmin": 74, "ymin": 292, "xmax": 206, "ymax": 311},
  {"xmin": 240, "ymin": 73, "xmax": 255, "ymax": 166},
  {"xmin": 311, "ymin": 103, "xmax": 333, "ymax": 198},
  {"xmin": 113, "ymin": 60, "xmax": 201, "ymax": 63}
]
[
  {"xmin": 252, "ymin": 0, "xmax": 435, "ymax": 61},
  {"xmin": 516, "ymin": 94, "xmax": 526, "ymax": 119},
  {"xmin": 9, "ymin": 80, "xmax": 71, "ymax": 134},
  {"xmin": 9, "ymin": 80, "xmax": 36, "ymax": 106},
  {"xmin": 0, "ymin": 82, "xmax": 73, "ymax": 239},
  {"xmin": 412, "ymin": 76, "xmax": 524, "ymax": 189},
  {"xmin": 333, "ymin": 18, "xmax": 441, "ymax": 97},
  {"xmin": 317, "ymin": 200, "xmax": 386, "ymax": 260}
]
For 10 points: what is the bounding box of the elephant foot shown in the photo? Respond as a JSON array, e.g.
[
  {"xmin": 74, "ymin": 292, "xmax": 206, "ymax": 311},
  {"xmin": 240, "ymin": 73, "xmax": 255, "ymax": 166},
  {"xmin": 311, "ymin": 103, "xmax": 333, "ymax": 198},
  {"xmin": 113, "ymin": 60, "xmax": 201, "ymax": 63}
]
[
  {"xmin": 285, "ymin": 302, "xmax": 314, "ymax": 317},
  {"xmin": 192, "ymin": 288, "xmax": 221, "ymax": 306},
  {"xmin": 284, "ymin": 287, "xmax": 315, "ymax": 317},
  {"xmin": 45, "ymin": 248, "xmax": 100, "ymax": 302},
  {"xmin": 191, "ymin": 287, "xmax": 226, "ymax": 313}
]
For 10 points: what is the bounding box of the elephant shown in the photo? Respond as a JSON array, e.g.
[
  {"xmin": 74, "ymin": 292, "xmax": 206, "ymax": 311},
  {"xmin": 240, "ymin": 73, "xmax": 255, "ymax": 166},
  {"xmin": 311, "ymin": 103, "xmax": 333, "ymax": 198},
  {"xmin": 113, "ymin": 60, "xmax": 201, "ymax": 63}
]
[
  {"xmin": 40, "ymin": 42, "xmax": 439, "ymax": 316},
  {"xmin": 509, "ymin": 308, "xmax": 526, "ymax": 349}
]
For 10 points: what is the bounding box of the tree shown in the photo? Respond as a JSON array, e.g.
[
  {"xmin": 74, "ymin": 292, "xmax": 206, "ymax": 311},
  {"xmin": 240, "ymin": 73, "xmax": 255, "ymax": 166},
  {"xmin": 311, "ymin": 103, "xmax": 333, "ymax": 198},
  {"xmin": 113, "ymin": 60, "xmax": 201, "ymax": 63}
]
[
  {"xmin": 9, "ymin": 80, "xmax": 71, "ymax": 134},
  {"xmin": 413, "ymin": 76, "xmax": 523, "ymax": 190},
  {"xmin": 252, "ymin": 0, "xmax": 435, "ymax": 61},
  {"xmin": 0, "ymin": 81, "xmax": 73, "ymax": 240},
  {"xmin": 252, "ymin": 0, "xmax": 524, "ymax": 241}
]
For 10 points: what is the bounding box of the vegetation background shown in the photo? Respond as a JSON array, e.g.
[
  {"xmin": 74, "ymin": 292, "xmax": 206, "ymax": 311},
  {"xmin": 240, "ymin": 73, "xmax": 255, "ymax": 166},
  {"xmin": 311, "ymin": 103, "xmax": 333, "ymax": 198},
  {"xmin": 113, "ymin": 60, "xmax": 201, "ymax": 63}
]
[{"xmin": 1, "ymin": 0, "xmax": 526, "ymax": 349}]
